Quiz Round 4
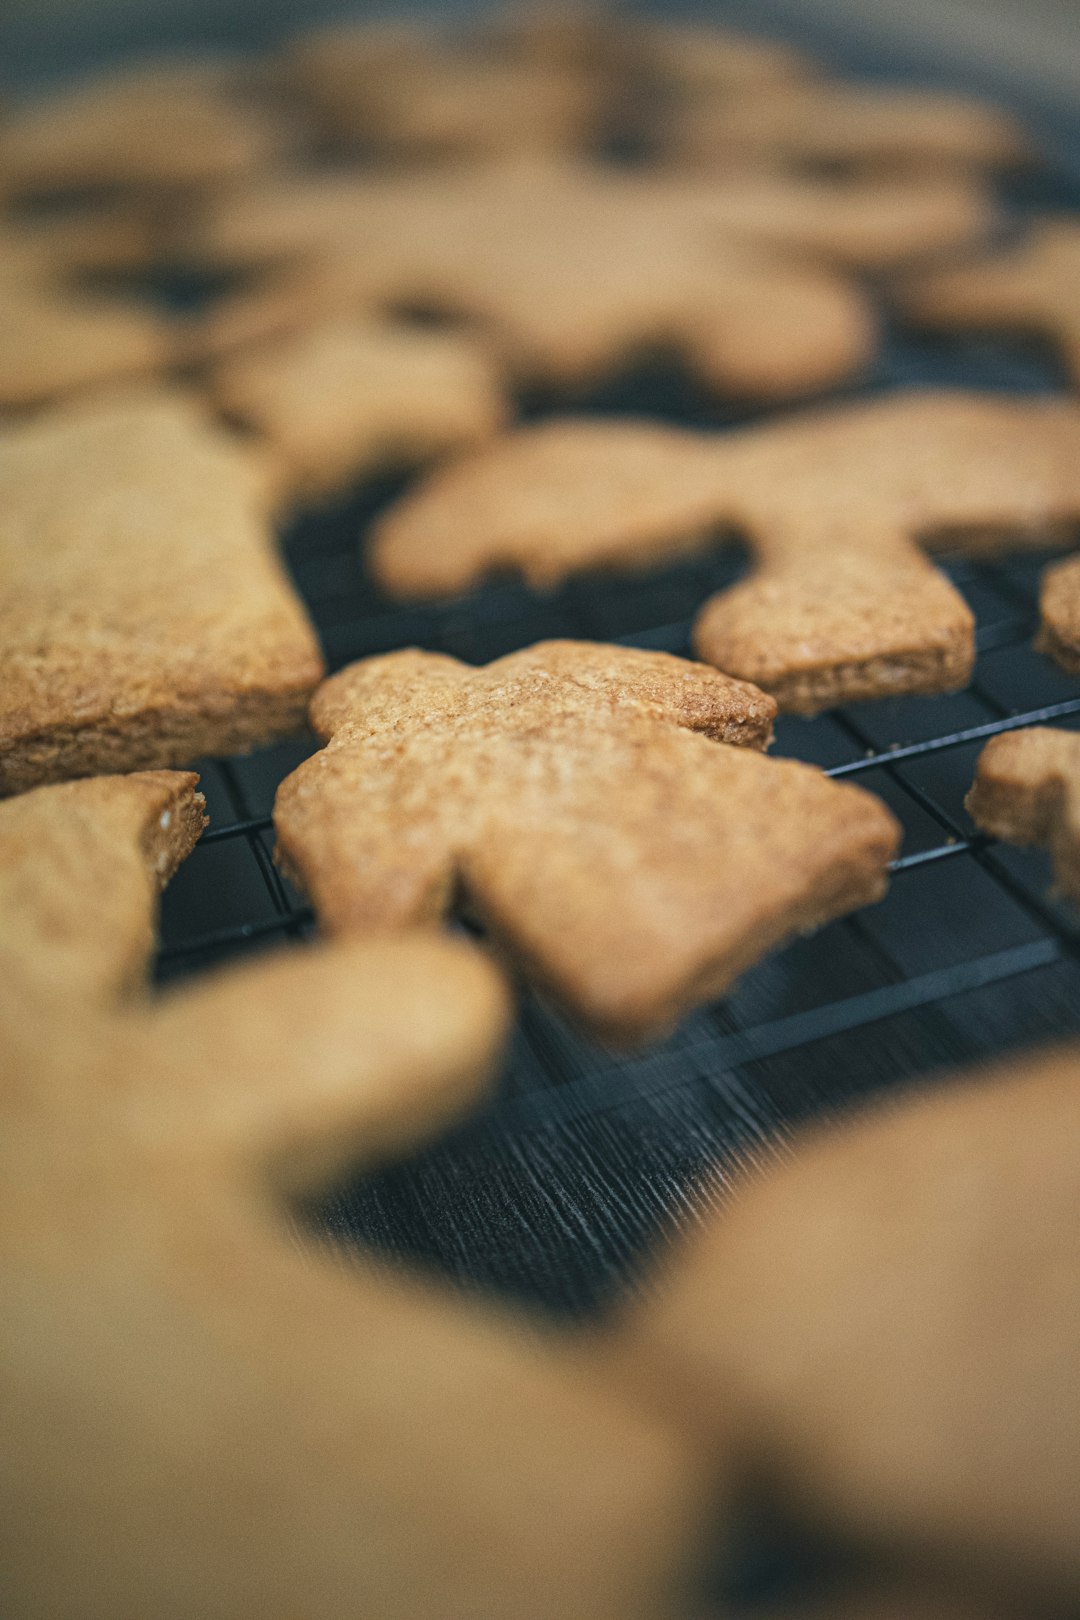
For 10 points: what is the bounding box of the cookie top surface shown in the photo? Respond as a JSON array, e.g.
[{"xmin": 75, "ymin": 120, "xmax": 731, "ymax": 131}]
[
  {"xmin": 274, "ymin": 640, "xmax": 899, "ymax": 1042},
  {"xmin": 0, "ymin": 389, "xmax": 323, "ymax": 787}
]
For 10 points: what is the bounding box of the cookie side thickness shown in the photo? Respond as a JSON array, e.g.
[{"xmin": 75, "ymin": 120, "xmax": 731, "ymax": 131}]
[
  {"xmin": 0, "ymin": 393, "xmax": 325, "ymax": 795},
  {"xmin": 0, "ymin": 770, "xmax": 205, "ymax": 1007},
  {"xmin": 966, "ymin": 727, "xmax": 1080, "ymax": 900},
  {"xmin": 274, "ymin": 643, "xmax": 897, "ymax": 1044},
  {"xmin": 612, "ymin": 1045, "xmax": 1080, "ymax": 1601}
]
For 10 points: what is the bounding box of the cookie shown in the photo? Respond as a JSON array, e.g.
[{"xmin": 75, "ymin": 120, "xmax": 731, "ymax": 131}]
[
  {"xmin": 193, "ymin": 157, "xmax": 995, "ymax": 275},
  {"xmin": 372, "ymin": 391, "xmax": 1080, "ymax": 712},
  {"xmin": 0, "ymin": 389, "xmax": 324, "ymax": 795},
  {"xmin": 272, "ymin": 641, "xmax": 899, "ymax": 1044},
  {"xmin": 210, "ymin": 314, "xmax": 506, "ymax": 500},
  {"xmin": 0, "ymin": 769, "xmax": 206, "ymax": 1005},
  {"xmin": 0, "ymin": 203, "xmax": 162, "ymax": 277},
  {"xmin": 0, "ymin": 277, "xmax": 168, "ymax": 408},
  {"xmin": 664, "ymin": 82, "xmax": 1030, "ymax": 179},
  {"xmin": 901, "ymin": 218, "xmax": 1080, "ymax": 388},
  {"xmin": 615, "ymin": 1042, "xmax": 1080, "ymax": 1601},
  {"xmin": 0, "ymin": 773, "xmax": 708, "ymax": 1620},
  {"xmin": 966, "ymin": 727, "xmax": 1080, "ymax": 898},
  {"xmin": 0, "ymin": 56, "xmax": 286, "ymax": 198},
  {"xmin": 638, "ymin": 19, "xmax": 814, "ymax": 97},
  {"xmin": 281, "ymin": 16, "xmax": 598, "ymax": 159},
  {"xmin": 1037, "ymin": 550, "xmax": 1080, "ymax": 674}
]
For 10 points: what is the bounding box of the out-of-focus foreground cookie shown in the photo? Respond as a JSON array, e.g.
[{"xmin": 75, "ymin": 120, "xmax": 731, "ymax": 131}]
[
  {"xmin": 0, "ymin": 769, "xmax": 711, "ymax": 1620},
  {"xmin": 273, "ymin": 641, "xmax": 898, "ymax": 1044},
  {"xmin": 967, "ymin": 726, "xmax": 1080, "ymax": 898},
  {"xmin": 901, "ymin": 218, "xmax": 1080, "ymax": 389},
  {"xmin": 661, "ymin": 81, "xmax": 1030, "ymax": 179},
  {"xmin": 372, "ymin": 391, "xmax": 1080, "ymax": 712},
  {"xmin": 611, "ymin": 1042, "xmax": 1080, "ymax": 1607},
  {"xmin": 0, "ymin": 389, "xmax": 324, "ymax": 796}
]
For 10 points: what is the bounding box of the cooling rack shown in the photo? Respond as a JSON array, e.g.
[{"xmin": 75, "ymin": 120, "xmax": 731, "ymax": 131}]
[{"xmin": 141, "ymin": 14, "xmax": 1080, "ymax": 1320}]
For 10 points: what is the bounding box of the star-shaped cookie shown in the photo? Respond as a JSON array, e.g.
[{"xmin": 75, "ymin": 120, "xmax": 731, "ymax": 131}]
[
  {"xmin": 188, "ymin": 161, "xmax": 995, "ymax": 395},
  {"xmin": 0, "ymin": 767, "xmax": 707, "ymax": 1619},
  {"xmin": 273, "ymin": 641, "xmax": 899, "ymax": 1044},
  {"xmin": 372, "ymin": 390, "xmax": 1080, "ymax": 712}
]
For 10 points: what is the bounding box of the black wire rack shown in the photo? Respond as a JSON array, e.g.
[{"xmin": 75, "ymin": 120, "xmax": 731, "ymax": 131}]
[{"xmin": 145, "ymin": 16, "xmax": 1080, "ymax": 1322}]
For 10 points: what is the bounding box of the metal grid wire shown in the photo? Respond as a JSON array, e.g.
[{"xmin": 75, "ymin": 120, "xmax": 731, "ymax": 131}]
[{"xmin": 144, "ymin": 27, "xmax": 1080, "ymax": 1318}]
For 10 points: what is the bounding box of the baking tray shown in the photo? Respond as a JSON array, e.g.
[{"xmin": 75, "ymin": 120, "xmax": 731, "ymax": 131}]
[{"xmin": 66, "ymin": 5, "xmax": 1080, "ymax": 1326}]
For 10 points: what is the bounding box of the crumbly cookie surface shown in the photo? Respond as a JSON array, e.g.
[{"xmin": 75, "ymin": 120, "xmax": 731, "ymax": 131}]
[
  {"xmin": 273, "ymin": 640, "xmax": 899, "ymax": 1043},
  {"xmin": 0, "ymin": 390, "xmax": 324, "ymax": 794},
  {"xmin": 372, "ymin": 391, "xmax": 1080, "ymax": 712}
]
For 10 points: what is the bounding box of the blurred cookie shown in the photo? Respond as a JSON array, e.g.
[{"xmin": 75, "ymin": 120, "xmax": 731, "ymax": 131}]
[
  {"xmin": 210, "ymin": 314, "xmax": 506, "ymax": 499},
  {"xmin": 372, "ymin": 391, "xmax": 1080, "ymax": 712},
  {"xmin": 281, "ymin": 16, "xmax": 599, "ymax": 159},
  {"xmin": 1038, "ymin": 548, "xmax": 1080, "ymax": 674},
  {"xmin": 0, "ymin": 388, "xmax": 323, "ymax": 794},
  {"xmin": 187, "ymin": 163, "xmax": 994, "ymax": 394},
  {"xmin": 273, "ymin": 641, "xmax": 899, "ymax": 1044},
  {"xmin": 615, "ymin": 1042, "xmax": 1080, "ymax": 1603},
  {"xmin": 637, "ymin": 19, "xmax": 814, "ymax": 97},
  {"xmin": 0, "ymin": 765, "xmax": 708, "ymax": 1620},
  {"xmin": 901, "ymin": 218, "xmax": 1080, "ymax": 387},
  {"xmin": 664, "ymin": 81, "xmax": 1029, "ymax": 178},
  {"xmin": 966, "ymin": 727, "xmax": 1080, "ymax": 897},
  {"xmin": 0, "ymin": 273, "xmax": 167, "ymax": 408},
  {"xmin": 0, "ymin": 56, "xmax": 287, "ymax": 197}
]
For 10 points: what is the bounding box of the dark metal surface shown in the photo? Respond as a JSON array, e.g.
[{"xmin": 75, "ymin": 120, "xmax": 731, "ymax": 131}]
[{"xmin": 143, "ymin": 10, "xmax": 1080, "ymax": 1322}]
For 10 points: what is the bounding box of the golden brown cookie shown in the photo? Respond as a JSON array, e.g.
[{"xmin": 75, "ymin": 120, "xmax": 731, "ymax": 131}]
[
  {"xmin": 187, "ymin": 160, "xmax": 995, "ymax": 392},
  {"xmin": 280, "ymin": 13, "xmax": 599, "ymax": 158},
  {"xmin": 210, "ymin": 314, "xmax": 506, "ymax": 500},
  {"xmin": 0, "ymin": 276, "xmax": 168, "ymax": 408},
  {"xmin": 0, "ymin": 769, "xmax": 206, "ymax": 1005},
  {"xmin": 372, "ymin": 391, "xmax": 1080, "ymax": 712},
  {"xmin": 0, "ymin": 56, "xmax": 286, "ymax": 197},
  {"xmin": 186, "ymin": 160, "xmax": 997, "ymax": 392},
  {"xmin": 664, "ymin": 81, "xmax": 1030, "ymax": 178},
  {"xmin": 966, "ymin": 727, "xmax": 1080, "ymax": 898},
  {"xmin": 614, "ymin": 1042, "xmax": 1080, "ymax": 1603},
  {"xmin": 0, "ymin": 389, "xmax": 324, "ymax": 795},
  {"xmin": 637, "ymin": 19, "xmax": 815, "ymax": 97},
  {"xmin": 0, "ymin": 765, "xmax": 709, "ymax": 1620},
  {"xmin": 1038, "ymin": 549, "xmax": 1080, "ymax": 674},
  {"xmin": 187, "ymin": 165, "xmax": 996, "ymax": 277},
  {"xmin": 901, "ymin": 218, "xmax": 1080, "ymax": 387},
  {"xmin": 273, "ymin": 641, "xmax": 899, "ymax": 1044}
]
